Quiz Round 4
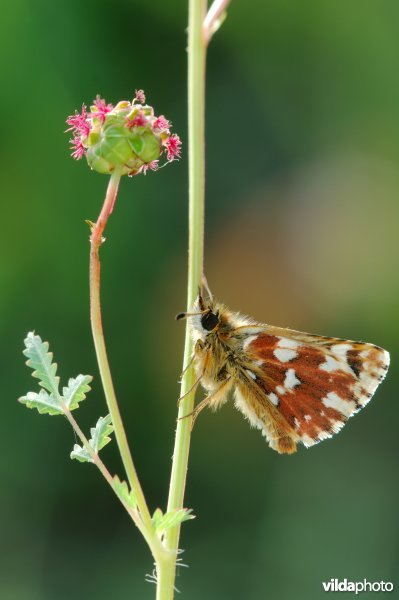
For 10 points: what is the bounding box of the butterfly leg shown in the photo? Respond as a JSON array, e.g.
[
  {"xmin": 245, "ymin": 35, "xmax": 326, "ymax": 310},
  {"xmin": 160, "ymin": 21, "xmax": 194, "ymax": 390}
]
[
  {"xmin": 177, "ymin": 371, "xmax": 203, "ymax": 405},
  {"xmin": 178, "ymin": 340, "xmax": 211, "ymax": 404},
  {"xmin": 178, "ymin": 352, "xmax": 196, "ymax": 381},
  {"xmin": 189, "ymin": 377, "xmax": 233, "ymax": 429}
]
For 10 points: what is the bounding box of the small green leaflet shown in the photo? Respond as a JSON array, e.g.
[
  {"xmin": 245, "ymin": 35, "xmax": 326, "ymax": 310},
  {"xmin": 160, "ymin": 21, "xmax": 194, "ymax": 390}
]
[
  {"xmin": 89, "ymin": 414, "xmax": 113, "ymax": 452},
  {"xmin": 23, "ymin": 332, "xmax": 60, "ymax": 398},
  {"xmin": 63, "ymin": 375, "xmax": 93, "ymax": 411},
  {"xmin": 19, "ymin": 389, "xmax": 64, "ymax": 415},
  {"xmin": 19, "ymin": 332, "xmax": 93, "ymax": 416},
  {"xmin": 113, "ymin": 476, "xmax": 137, "ymax": 509},
  {"xmin": 71, "ymin": 415, "xmax": 113, "ymax": 463},
  {"xmin": 152, "ymin": 507, "xmax": 195, "ymax": 535}
]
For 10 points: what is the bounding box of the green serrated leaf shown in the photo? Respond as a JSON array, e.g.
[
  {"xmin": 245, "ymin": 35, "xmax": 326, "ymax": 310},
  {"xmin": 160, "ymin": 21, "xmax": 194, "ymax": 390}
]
[
  {"xmin": 152, "ymin": 508, "xmax": 195, "ymax": 534},
  {"xmin": 63, "ymin": 374, "xmax": 93, "ymax": 411},
  {"xmin": 90, "ymin": 415, "xmax": 113, "ymax": 452},
  {"xmin": 19, "ymin": 389, "xmax": 64, "ymax": 415},
  {"xmin": 70, "ymin": 444, "xmax": 92, "ymax": 463},
  {"xmin": 113, "ymin": 475, "xmax": 137, "ymax": 509},
  {"xmin": 70, "ymin": 415, "xmax": 113, "ymax": 464},
  {"xmin": 23, "ymin": 332, "xmax": 60, "ymax": 398}
]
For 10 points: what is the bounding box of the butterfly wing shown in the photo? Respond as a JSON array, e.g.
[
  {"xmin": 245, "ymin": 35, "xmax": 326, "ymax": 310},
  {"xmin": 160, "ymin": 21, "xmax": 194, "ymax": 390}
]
[{"xmin": 233, "ymin": 326, "xmax": 389, "ymax": 454}]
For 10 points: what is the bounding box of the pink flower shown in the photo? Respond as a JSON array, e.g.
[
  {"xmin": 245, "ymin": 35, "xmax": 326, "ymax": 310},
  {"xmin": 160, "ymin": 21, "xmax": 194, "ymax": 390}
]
[
  {"xmin": 91, "ymin": 95, "xmax": 113, "ymax": 123},
  {"xmin": 134, "ymin": 89, "xmax": 146, "ymax": 104},
  {"xmin": 165, "ymin": 134, "xmax": 182, "ymax": 161},
  {"xmin": 66, "ymin": 92, "xmax": 182, "ymax": 172},
  {"xmin": 125, "ymin": 110, "xmax": 147, "ymax": 129},
  {"xmin": 66, "ymin": 105, "xmax": 90, "ymax": 137},
  {"xmin": 141, "ymin": 160, "xmax": 159, "ymax": 174},
  {"xmin": 70, "ymin": 136, "xmax": 86, "ymax": 160},
  {"xmin": 153, "ymin": 115, "xmax": 170, "ymax": 131}
]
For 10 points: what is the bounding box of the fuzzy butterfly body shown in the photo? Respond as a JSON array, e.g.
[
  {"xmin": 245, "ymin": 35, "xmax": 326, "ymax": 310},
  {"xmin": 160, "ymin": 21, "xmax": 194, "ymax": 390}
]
[{"xmin": 186, "ymin": 295, "xmax": 390, "ymax": 454}]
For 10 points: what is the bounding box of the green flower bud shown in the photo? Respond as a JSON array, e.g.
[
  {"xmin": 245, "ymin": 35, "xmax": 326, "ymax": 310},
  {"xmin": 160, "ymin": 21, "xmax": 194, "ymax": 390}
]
[{"xmin": 66, "ymin": 92, "xmax": 181, "ymax": 176}]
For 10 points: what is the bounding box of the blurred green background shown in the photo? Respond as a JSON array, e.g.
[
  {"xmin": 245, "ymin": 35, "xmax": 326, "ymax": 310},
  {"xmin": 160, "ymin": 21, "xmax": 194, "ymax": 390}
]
[{"xmin": 1, "ymin": 1, "xmax": 398, "ymax": 598}]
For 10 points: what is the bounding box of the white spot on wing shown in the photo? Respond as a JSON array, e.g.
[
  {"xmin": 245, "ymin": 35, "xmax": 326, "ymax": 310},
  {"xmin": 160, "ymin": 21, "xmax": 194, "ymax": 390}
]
[
  {"xmin": 284, "ymin": 368, "xmax": 301, "ymax": 390},
  {"xmin": 304, "ymin": 414, "xmax": 311, "ymax": 422},
  {"xmin": 274, "ymin": 348, "xmax": 298, "ymax": 362},
  {"xmin": 322, "ymin": 392, "xmax": 356, "ymax": 418},
  {"xmin": 382, "ymin": 348, "xmax": 390, "ymax": 370},
  {"xmin": 331, "ymin": 343, "xmax": 352, "ymax": 357},
  {"xmin": 320, "ymin": 353, "xmax": 357, "ymax": 375},
  {"xmin": 245, "ymin": 369, "xmax": 256, "ymax": 380},
  {"xmin": 353, "ymin": 348, "xmax": 389, "ymax": 407},
  {"xmin": 294, "ymin": 418, "xmax": 301, "ymax": 429},
  {"xmin": 268, "ymin": 393, "xmax": 279, "ymax": 406},
  {"xmin": 276, "ymin": 385, "xmax": 286, "ymax": 395},
  {"xmin": 242, "ymin": 335, "xmax": 258, "ymax": 351},
  {"xmin": 277, "ymin": 338, "xmax": 300, "ymax": 349},
  {"xmin": 320, "ymin": 355, "xmax": 342, "ymax": 373}
]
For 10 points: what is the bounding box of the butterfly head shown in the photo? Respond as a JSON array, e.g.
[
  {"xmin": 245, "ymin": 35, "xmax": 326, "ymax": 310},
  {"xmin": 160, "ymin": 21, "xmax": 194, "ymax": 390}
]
[
  {"xmin": 176, "ymin": 294, "xmax": 221, "ymax": 338},
  {"xmin": 195, "ymin": 294, "xmax": 220, "ymax": 334}
]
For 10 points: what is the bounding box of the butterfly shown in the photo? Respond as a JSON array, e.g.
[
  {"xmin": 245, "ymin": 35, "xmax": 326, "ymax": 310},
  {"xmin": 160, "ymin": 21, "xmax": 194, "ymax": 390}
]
[{"xmin": 177, "ymin": 293, "xmax": 390, "ymax": 454}]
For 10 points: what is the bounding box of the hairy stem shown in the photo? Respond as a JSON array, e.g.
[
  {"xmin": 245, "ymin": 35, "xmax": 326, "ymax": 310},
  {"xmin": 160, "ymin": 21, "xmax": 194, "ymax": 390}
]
[
  {"xmin": 156, "ymin": 1, "xmax": 207, "ymax": 598},
  {"xmin": 89, "ymin": 170, "xmax": 158, "ymax": 551}
]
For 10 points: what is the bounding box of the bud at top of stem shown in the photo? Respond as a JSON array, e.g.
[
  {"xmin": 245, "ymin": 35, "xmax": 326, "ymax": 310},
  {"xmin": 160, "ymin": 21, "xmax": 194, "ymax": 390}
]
[{"xmin": 66, "ymin": 90, "xmax": 181, "ymax": 176}]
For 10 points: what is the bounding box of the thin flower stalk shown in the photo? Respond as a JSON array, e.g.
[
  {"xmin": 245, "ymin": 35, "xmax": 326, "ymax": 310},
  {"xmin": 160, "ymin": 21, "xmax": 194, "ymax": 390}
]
[
  {"xmin": 89, "ymin": 171, "xmax": 171, "ymax": 565},
  {"xmin": 89, "ymin": 170, "xmax": 154, "ymax": 531}
]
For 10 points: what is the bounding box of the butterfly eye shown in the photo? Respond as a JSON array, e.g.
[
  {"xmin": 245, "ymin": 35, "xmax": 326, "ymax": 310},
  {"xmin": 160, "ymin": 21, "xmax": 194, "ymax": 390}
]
[{"xmin": 201, "ymin": 311, "xmax": 219, "ymax": 331}]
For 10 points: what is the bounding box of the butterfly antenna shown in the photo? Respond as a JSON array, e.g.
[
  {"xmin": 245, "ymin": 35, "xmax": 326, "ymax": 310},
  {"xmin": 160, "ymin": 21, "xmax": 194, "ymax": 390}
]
[
  {"xmin": 201, "ymin": 273, "xmax": 213, "ymax": 301},
  {"xmin": 175, "ymin": 308, "xmax": 210, "ymax": 321}
]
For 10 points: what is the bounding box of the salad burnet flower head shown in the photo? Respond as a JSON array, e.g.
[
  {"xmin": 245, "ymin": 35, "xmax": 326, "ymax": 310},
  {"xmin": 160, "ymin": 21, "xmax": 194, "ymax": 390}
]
[{"xmin": 66, "ymin": 90, "xmax": 181, "ymax": 176}]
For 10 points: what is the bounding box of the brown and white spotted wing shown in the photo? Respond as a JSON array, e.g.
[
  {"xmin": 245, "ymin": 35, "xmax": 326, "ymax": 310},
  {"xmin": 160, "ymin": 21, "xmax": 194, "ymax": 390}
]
[{"xmin": 235, "ymin": 327, "xmax": 390, "ymax": 454}]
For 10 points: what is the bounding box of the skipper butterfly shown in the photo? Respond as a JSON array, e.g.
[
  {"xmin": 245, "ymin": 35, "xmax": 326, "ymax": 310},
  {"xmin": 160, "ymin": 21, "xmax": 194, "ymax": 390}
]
[{"xmin": 177, "ymin": 293, "xmax": 390, "ymax": 454}]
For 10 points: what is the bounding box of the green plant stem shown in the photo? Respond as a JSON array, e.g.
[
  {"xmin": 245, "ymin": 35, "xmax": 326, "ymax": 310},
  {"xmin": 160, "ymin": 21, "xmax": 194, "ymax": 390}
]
[
  {"xmin": 156, "ymin": 1, "xmax": 207, "ymax": 598},
  {"xmin": 89, "ymin": 170, "xmax": 163, "ymax": 560}
]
